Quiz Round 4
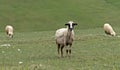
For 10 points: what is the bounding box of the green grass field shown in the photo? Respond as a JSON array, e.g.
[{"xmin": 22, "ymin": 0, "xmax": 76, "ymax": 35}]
[
  {"xmin": 0, "ymin": 0, "xmax": 120, "ymax": 70},
  {"xmin": 0, "ymin": 28, "xmax": 120, "ymax": 70}
]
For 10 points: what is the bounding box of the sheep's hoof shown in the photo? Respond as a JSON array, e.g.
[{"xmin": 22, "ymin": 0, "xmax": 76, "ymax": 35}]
[{"xmin": 57, "ymin": 55, "xmax": 63, "ymax": 58}]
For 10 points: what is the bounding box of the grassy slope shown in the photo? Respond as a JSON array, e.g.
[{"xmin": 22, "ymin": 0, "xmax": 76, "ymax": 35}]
[
  {"xmin": 0, "ymin": 29, "xmax": 120, "ymax": 70},
  {"xmin": 0, "ymin": 0, "xmax": 120, "ymax": 70},
  {"xmin": 0, "ymin": 0, "xmax": 120, "ymax": 31}
]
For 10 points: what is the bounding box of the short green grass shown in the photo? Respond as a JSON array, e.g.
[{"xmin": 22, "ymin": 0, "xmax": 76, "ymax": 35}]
[
  {"xmin": 0, "ymin": 0, "xmax": 120, "ymax": 70},
  {"xmin": 0, "ymin": 27, "xmax": 120, "ymax": 70}
]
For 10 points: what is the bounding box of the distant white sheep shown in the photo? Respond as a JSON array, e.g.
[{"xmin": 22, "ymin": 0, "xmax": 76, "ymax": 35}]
[
  {"xmin": 103, "ymin": 23, "xmax": 116, "ymax": 36},
  {"xmin": 55, "ymin": 21, "xmax": 77, "ymax": 57},
  {"xmin": 5, "ymin": 25, "xmax": 14, "ymax": 38}
]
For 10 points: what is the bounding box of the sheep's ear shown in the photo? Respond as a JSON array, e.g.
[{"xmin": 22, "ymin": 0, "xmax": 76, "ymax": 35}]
[
  {"xmin": 73, "ymin": 23, "xmax": 78, "ymax": 25},
  {"xmin": 65, "ymin": 24, "xmax": 69, "ymax": 26}
]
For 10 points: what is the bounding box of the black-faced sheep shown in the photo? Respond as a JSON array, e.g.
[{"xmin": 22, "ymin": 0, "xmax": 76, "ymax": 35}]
[
  {"xmin": 5, "ymin": 25, "xmax": 14, "ymax": 38},
  {"xmin": 55, "ymin": 21, "xmax": 77, "ymax": 57},
  {"xmin": 103, "ymin": 23, "xmax": 116, "ymax": 36}
]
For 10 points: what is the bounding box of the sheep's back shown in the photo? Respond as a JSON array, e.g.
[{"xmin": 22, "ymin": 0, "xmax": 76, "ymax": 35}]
[
  {"xmin": 5, "ymin": 25, "xmax": 14, "ymax": 35},
  {"xmin": 55, "ymin": 28, "xmax": 67, "ymax": 38},
  {"xmin": 5, "ymin": 26, "xmax": 13, "ymax": 32},
  {"xmin": 103, "ymin": 24, "xmax": 113, "ymax": 32},
  {"xmin": 103, "ymin": 23, "xmax": 116, "ymax": 36}
]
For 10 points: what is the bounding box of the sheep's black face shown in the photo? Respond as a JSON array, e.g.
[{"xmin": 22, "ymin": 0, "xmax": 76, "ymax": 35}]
[{"xmin": 65, "ymin": 21, "xmax": 77, "ymax": 31}]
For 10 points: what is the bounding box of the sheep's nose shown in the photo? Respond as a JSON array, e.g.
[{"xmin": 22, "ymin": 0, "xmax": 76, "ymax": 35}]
[{"xmin": 70, "ymin": 28, "xmax": 73, "ymax": 31}]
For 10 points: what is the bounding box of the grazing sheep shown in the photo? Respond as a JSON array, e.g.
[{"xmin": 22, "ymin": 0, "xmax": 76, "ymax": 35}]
[
  {"xmin": 103, "ymin": 23, "xmax": 116, "ymax": 36},
  {"xmin": 5, "ymin": 25, "xmax": 14, "ymax": 38},
  {"xmin": 55, "ymin": 21, "xmax": 77, "ymax": 57}
]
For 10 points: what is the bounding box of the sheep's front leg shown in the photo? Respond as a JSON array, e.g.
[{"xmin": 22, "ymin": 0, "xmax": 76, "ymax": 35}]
[
  {"xmin": 66, "ymin": 48, "xmax": 69, "ymax": 56},
  {"xmin": 65, "ymin": 45, "xmax": 69, "ymax": 57},
  {"xmin": 65, "ymin": 45, "xmax": 71, "ymax": 57},
  {"xmin": 68, "ymin": 44, "xmax": 72, "ymax": 57}
]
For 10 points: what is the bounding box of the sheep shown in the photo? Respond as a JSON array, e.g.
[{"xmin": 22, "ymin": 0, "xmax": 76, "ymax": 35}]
[
  {"xmin": 5, "ymin": 25, "xmax": 14, "ymax": 38},
  {"xmin": 103, "ymin": 23, "xmax": 116, "ymax": 36},
  {"xmin": 55, "ymin": 21, "xmax": 77, "ymax": 57}
]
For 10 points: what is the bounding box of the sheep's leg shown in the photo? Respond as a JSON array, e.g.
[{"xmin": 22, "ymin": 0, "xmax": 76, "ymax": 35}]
[
  {"xmin": 66, "ymin": 49, "xmax": 69, "ymax": 56},
  {"xmin": 6, "ymin": 31, "xmax": 8, "ymax": 35},
  {"xmin": 11, "ymin": 35, "xmax": 13, "ymax": 38},
  {"xmin": 65, "ymin": 45, "xmax": 69, "ymax": 57},
  {"xmin": 9, "ymin": 34, "xmax": 12, "ymax": 38},
  {"xmin": 61, "ymin": 46, "xmax": 64, "ymax": 57},
  {"xmin": 68, "ymin": 45, "xmax": 72, "ymax": 56},
  {"xmin": 66, "ymin": 44, "xmax": 72, "ymax": 57},
  {"xmin": 6, "ymin": 31, "xmax": 9, "ymax": 37},
  {"xmin": 57, "ymin": 44, "xmax": 60, "ymax": 54},
  {"xmin": 69, "ymin": 49, "xmax": 71, "ymax": 55},
  {"xmin": 105, "ymin": 31, "xmax": 110, "ymax": 35}
]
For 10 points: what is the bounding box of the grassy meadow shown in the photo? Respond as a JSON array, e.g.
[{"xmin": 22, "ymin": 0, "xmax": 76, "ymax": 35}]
[
  {"xmin": 0, "ymin": 0, "xmax": 120, "ymax": 70},
  {"xmin": 0, "ymin": 28, "xmax": 120, "ymax": 70}
]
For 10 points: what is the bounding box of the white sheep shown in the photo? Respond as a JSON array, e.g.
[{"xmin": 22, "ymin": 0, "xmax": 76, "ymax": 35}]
[
  {"xmin": 103, "ymin": 23, "xmax": 116, "ymax": 36},
  {"xmin": 55, "ymin": 21, "xmax": 77, "ymax": 57},
  {"xmin": 5, "ymin": 25, "xmax": 14, "ymax": 38}
]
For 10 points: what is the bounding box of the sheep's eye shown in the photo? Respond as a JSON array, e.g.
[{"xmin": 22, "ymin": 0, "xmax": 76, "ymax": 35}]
[
  {"xmin": 65, "ymin": 24, "xmax": 69, "ymax": 26},
  {"xmin": 68, "ymin": 24, "xmax": 70, "ymax": 27},
  {"xmin": 73, "ymin": 23, "xmax": 77, "ymax": 26},
  {"xmin": 72, "ymin": 24, "xmax": 75, "ymax": 26}
]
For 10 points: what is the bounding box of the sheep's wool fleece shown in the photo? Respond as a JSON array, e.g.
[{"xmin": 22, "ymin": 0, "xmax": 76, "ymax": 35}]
[
  {"xmin": 5, "ymin": 25, "xmax": 13, "ymax": 34},
  {"xmin": 104, "ymin": 23, "xmax": 116, "ymax": 36},
  {"xmin": 55, "ymin": 28, "xmax": 74, "ymax": 39}
]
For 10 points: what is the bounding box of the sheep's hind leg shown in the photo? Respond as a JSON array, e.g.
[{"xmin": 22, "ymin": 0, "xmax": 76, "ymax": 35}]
[
  {"xmin": 61, "ymin": 46, "xmax": 64, "ymax": 57},
  {"xmin": 57, "ymin": 44, "xmax": 60, "ymax": 57}
]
